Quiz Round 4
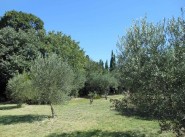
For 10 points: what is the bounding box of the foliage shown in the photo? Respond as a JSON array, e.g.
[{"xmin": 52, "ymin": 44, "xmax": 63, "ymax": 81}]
[
  {"xmin": 0, "ymin": 10, "xmax": 44, "ymax": 31},
  {"xmin": 30, "ymin": 55, "xmax": 73, "ymax": 100},
  {"xmin": 30, "ymin": 54, "xmax": 74, "ymax": 117},
  {"xmin": 88, "ymin": 92, "xmax": 96, "ymax": 104},
  {"xmin": 105, "ymin": 60, "xmax": 109, "ymax": 71},
  {"xmin": 0, "ymin": 10, "xmax": 88, "ymax": 100},
  {"xmin": 110, "ymin": 92, "xmax": 145, "ymax": 117},
  {"xmin": 0, "ymin": 27, "xmax": 44, "ymax": 100},
  {"xmin": 87, "ymin": 72, "xmax": 118, "ymax": 98},
  {"xmin": 117, "ymin": 17, "xmax": 167, "ymax": 115},
  {"xmin": 81, "ymin": 54, "xmax": 120, "ymax": 96},
  {"xmin": 45, "ymin": 31, "xmax": 87, "ymax": 71},
  {"xmin": 44, "ymin": 31, "xmax": 87, "ymax": 97},
  {"xmin": 70, "ymin": 69, "xmax": 86, "ymax": 97},
  {"xmin": 117, "ymin": 11, "xmax": 185, "ymax": 136},
  {"xmin": 79, "ymin": 58, "xmax": 104, "ymax": 96},
  {"xmin": 7, "ymin": 54, "xmax": 76, "ymax": 117},
  {"xmin": 6, "ymin": 72, "xmax": 33, "ymax": 106},
  {"xmin": 85, "ymin": 59, "xmax": 103, "ymax": 75},
  {"xmin": 98, "ymin": 59, "xmax": 104, "ymax": 71},
  {"xmin": 110, "ymin": 50, "xmax": 116, "ymax": 71}
]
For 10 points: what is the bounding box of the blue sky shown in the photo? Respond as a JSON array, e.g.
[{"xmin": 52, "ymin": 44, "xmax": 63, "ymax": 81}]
[{"xmin": 0, "ymin": 0, "xmax": 184, "ymax": 63}]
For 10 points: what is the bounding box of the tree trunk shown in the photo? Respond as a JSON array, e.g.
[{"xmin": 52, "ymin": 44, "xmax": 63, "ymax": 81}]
[
  {"xmin": 17, "ymin": 103, "xmax": 23, "ymax": 108},
  {"xmin": 105, "ymin": 94, "xmax": 107, "ymax": 100},
  {"xmin": 105, "ymin": 91, "xmax": 108, "ymax": 100},
  {"xmin": 50, "ymin": 103, "xmax": 56, "ymax": 118},
  {"xmin": 90, "ymin": 97, "xmax": 93, "ymax": 104}
]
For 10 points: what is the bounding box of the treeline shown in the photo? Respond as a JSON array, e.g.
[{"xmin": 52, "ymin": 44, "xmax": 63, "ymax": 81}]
[
  {"xmin": 113, "ymin": 9, "xmax": 185, "ymax": 136},
  {"xmin": 0, "ymin": 10, "xmax": 120, "ymax": 103},
  {"xmin": 80, "ymin": 50, "xmax": 120, "ymax": 97}
]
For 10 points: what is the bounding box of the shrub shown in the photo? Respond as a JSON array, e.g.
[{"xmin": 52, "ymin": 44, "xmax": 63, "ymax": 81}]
[{"xmin": 7, "ymin": 72, "xmax": 33, "ymax": 106}]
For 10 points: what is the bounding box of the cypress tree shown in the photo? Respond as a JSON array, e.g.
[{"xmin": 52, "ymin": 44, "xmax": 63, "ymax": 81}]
[
  {"xmin": 105, "ymin": 60, "xmax": 109, "ymax": 71},
  {"xmin": 99, "ymin": 59, "xmax": 104, "ymax": 70},
  {"xmin": 110, "ymin": 50, "xmax": 116, "ymax": 71}
]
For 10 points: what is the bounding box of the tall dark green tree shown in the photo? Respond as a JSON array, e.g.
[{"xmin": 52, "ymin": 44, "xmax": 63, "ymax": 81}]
[
  {"xmin": 110, "ymin": 50, "xmax": 116, "ymax": 71},
  {"xmin": 99, "ymin": 59, "xmax": 104, "ymax": 70},
  {"xmin": 0, "ymin": 10, "xmax": 46, "ymax": 101},
  {"xmin": 105, "ymin": 60, "xmax": 109, "ymax": 71},
  {"xmin": 0, "ymin": 27, "xmax": 44, "ymax": 101},
  {"xmin": 45, "ymin": 31, "xmax": 87, "ymax": 71}
]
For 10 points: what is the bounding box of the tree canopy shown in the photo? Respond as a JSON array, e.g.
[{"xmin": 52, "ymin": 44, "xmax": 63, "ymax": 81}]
[
  {"xmin": 7, "ymin": 54, "xmax": 75, "ymax": 118},
  {"xmin": 0, "ymin": 10, "xmax": 44, "ymax": 31},
  {"xmin": 31, "ymin": 54, "xmax": 74, "ymax": 115},
  {"xmin": 0, "ymin": 11, "xmax": 87, "ymax": 100},
  {"xmin": 0, "ymin": 27, "xmax": 44, "ymax": 100}
]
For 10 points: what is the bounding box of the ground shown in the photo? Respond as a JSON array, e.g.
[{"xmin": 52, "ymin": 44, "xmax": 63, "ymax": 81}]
[{"xmin": 0, "ymin": 95, "xmax": 174, "ymax": 137}]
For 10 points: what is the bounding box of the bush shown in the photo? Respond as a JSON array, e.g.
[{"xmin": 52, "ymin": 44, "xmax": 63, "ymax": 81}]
[
  {"xmin": 94, "ymin": 94, "xmax": 101, "ymax": 99},
  {"xmin": 6, "ymin": 72, "xmax": 33, "ymax": 105},
  {"xmin": 110, "ymin": 92, "xmax": 137, "ymax": 116}
]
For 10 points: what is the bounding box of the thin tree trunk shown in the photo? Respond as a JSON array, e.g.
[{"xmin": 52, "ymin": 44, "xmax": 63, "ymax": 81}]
[
  {"xmin": 17, "ymin": 101, "xmax": 23, "ymax": 108},
  {"xmin": 105, "ymin": 94, "xmax": 107, "ymax": 100},
  {"xmin": 90, "ymin": 97, "xmax": 93, "ymax": 104},
  {"xmin": 105, "ymin": 90, "xmax": 108, "ymax": 100},
  {"xmin": 50, "ymin": 103, "xmax": 55, "ymax": 118}
]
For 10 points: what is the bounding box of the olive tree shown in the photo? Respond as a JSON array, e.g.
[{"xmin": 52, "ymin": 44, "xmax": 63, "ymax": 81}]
[
  {"xmin": 30, "ymin": 54, "xmax": 74, "ymax": 118},
  {"xmin": 117, "ymin": 18, "xmax": 166, "ymax": 115},
  {"xmin": 88, "ymin": 72, "xmax": 118, "ymax": 99},
  {"xmin": 45, "ymin": 31, "xmax": 87, "ymax": 96},
  {"xmin": 117, "ymin": 11, "xmax": 185, "ymax": 136}
]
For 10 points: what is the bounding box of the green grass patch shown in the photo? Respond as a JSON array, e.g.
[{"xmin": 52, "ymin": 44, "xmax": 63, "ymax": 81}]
[{"xmin": 0, "ymin": 95, "xmax": 174, "ymax": 137}]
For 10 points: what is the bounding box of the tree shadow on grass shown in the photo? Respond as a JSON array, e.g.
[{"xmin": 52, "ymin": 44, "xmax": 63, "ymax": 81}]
[
  {"xmin": 0, "ymin": 114, "xmax": 47, "ymax": 125},
  {"xmin": 0, "ymin": 105, "xmax": 19, "ymax": 110},
  {"xmin": 47, "ymin": 130, "xmax": 157, "ymax": 137},
  {"xmin": 111, "ymin": 107, "xmax": 161, "ymax": 121}
]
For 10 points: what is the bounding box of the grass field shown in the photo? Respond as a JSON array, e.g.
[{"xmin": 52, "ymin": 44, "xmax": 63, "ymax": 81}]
[{"xmin": 0, "ymin": 95, "xmax": 174, "ymax": 137}]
